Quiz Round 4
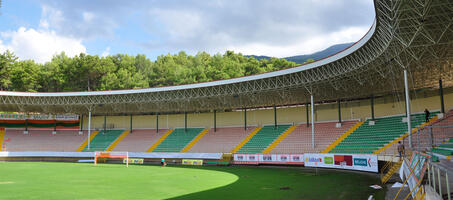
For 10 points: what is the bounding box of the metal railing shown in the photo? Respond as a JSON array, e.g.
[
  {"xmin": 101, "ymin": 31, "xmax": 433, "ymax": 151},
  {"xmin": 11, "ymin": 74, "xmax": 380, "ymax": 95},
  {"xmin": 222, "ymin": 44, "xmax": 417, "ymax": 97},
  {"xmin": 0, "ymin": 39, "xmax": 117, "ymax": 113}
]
[
  {"xmin": 401, "ymin": 124, "xmax": 453, "ymax": 155},
  {"xmin": 426, "ymin": 161, "xmax": 453, "ymax": 200}
]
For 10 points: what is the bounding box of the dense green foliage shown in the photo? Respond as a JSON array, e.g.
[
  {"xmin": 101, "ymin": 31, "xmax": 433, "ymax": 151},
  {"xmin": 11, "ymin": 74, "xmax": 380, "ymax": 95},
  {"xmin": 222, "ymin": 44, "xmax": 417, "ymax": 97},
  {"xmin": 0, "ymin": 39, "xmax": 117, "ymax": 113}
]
[
  {"xmin": 0, "ymin": 162, "xmax": 384, "ymax": 200},
  {"xmin": 0, "ymin": 50, "xmax": 296, "ymax": 92}
]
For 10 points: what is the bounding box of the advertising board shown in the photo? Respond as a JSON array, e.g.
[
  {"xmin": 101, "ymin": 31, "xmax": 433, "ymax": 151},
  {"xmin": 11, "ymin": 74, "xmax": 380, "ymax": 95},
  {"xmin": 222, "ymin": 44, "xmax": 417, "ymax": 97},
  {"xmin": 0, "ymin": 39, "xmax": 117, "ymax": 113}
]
[
  {"xmin": 304, "ymin": 153, "xmax": 378, "ymax": 172},
  {"xmin": 123, "ymin": 158, "xmax": 144, "ymax": 164},
  {"xmin": 233, "ymin": 154, "xmax": 304, "ymax": 165},
  {"xmin": 182, "ymin": 159, "xmax": 203, "ymax": 165}
]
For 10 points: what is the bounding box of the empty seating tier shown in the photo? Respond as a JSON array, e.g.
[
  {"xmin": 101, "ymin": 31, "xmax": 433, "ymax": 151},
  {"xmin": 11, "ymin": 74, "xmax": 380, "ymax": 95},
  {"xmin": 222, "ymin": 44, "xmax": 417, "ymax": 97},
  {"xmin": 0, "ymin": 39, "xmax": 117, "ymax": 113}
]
[
  {"xmin": 330, "ymin": 113, "xmax": 436, "ymax": 154},
  {"xmin": 237, "ymin": 125, "xmax": 291, "ymax": 153},
  {"xmin": 3, "ymin": 130, "xmax": 87, "ymax": 152},
  {"xmin": 82, "ymin": 130, "xmax": 125, "ymax": 152},
  {"xmin": 271, "ymin": 121, "xmax": 357, "ymax": 153},
  {"xmin": 188, "ymin": 127, "xmax": 256, "ymax": 153},
  {"xmin": 153, "ymin": 128, "xmax": 204, "ymax": 152},
  {"xmin": 114, "ymin": 129, "xmax": 168, "ymax": 152}
]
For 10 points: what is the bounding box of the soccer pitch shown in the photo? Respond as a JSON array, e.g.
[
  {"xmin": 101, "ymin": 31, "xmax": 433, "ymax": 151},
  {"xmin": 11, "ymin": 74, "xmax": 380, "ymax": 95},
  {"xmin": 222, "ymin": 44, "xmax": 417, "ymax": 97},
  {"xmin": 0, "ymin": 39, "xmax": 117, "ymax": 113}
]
[{"xmin": 0, "ymin": 162, "xmax": 385, "ymax": 200}]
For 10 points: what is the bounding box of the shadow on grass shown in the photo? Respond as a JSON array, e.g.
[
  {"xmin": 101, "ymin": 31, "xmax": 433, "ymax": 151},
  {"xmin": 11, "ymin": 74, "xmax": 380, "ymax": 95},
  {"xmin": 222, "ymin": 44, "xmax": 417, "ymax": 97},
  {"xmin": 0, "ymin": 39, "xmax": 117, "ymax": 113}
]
[{"xmin": 166, "ymin": 165, "xmax": 386, "ymax": 200}]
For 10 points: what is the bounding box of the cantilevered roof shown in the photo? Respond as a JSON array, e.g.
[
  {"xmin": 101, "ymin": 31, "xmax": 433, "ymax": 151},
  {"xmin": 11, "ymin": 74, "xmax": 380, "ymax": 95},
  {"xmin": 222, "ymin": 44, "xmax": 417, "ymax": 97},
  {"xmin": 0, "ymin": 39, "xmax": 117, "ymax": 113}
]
[{"xmin": 0, "ymin": 0, "xmax": 452, "ymax": 114}]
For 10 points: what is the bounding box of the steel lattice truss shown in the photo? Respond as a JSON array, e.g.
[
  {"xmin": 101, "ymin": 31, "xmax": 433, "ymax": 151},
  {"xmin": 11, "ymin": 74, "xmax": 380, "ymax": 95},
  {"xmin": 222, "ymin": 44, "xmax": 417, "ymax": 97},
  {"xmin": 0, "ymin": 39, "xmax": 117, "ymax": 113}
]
[{"xmin": 0, "ymin": 0, "xmax": 452, "ymax": 115}]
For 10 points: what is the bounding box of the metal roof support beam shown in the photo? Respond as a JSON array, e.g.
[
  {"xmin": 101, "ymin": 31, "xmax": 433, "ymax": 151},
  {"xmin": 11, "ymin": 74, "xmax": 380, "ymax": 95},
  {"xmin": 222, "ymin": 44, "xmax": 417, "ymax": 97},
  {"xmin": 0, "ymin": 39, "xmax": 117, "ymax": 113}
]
[
  {"xmin": 274, "ymin": 105, "xmax": 277, "ymax": 129},
  {"xmin": 184, "ymin": 112, "xmax": 187, "ymax": 132},
  {"xmin": 311, "ymin": 95, "xmax": 315, "ymax": 149},
  {"xmin": 404, "ymin": 69, "xmax": 412, "ymax": 148},
  {"xmin": 439, "ymin": 79, "xmax": 445, "ymax": 114},
  {"xmin": 130, "ymin": 115, "xmax": 133, "ymax": 133},
  {"xmin": 337, "ymin": 99, "xmax": 342, "ymax": 124},
  {"xmin": 306, "ymin": 103, "xmax": 309, "ymax": 127},
  {"xmin": 79, "ymin": 115, "xmax": 83, "ymax": 134},
  {"xmin": 104, "ymin": 115, "xmax": 107, "ymax": 133},
  {"xmin": 214, "ymin": 110, "xmax": 216, "ymax": 132},
  {"xmin": 371, "ymin": 95, "xmax": 375, "ymax": 121},
  {"xmin": 88, "ymin": 111, "xmax": 91, "ymax": 150},
  {"xmin": 25, "ymin": 118, "xmax": 28, "ymax": 132},
  {"xmin": 244, "ymin": 108, "xmax": 247, "ymax": 131}
]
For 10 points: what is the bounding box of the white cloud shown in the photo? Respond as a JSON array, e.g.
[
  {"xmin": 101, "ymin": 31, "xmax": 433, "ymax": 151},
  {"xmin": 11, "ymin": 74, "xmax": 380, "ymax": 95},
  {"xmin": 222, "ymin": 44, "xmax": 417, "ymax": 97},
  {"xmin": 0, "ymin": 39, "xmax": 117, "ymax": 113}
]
[
  {"xmin": 34, "ymin": 0, "xmax": 375, "ymax": 58},
  {"xmin": 0, "ymin": 27, "xmax": 86, "ymax": 63},
  {"xmin": 39, "ymin": 5, "xmax": 64, "ymax": 30},
  {"xmin": 149, "ymin": 9, "xmax": 203, "ymax": 40},
  {"xmin": 211, "ymin": 26, "xmax": 369, "ymax": 58},
  {"xmin": 39, "ymin": 3, "xmax": 117, "ymax": 40},
  {"xmin": 0, "ymin": 40, "xmax": 6, "ymax": 52},
  {"xmin": 101, "ymin": 46, "xmax": 110, "ymax": 57},
  {"xmin": 83, "ymin": 12, "xmax": 95, "ymax": 22},
  {"xmin": 141, "ymin": 0, "xmax": 375, "ymax": 57}
]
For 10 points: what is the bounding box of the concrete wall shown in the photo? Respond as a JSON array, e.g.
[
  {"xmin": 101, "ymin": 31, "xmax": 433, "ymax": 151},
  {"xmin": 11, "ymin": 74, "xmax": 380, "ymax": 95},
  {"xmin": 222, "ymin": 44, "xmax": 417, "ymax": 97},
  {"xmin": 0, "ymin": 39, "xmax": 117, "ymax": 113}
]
[{"xmin": 82, "ymin": 88, "xmax": 453, "ymax": 130}]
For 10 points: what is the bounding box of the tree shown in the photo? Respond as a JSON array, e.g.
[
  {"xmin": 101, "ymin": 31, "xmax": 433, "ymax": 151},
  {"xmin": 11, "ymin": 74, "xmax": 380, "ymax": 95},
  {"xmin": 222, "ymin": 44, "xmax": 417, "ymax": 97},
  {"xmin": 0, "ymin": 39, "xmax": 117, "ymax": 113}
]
[
  {"xmin": 10, "ymin": 60, "xmax": 41, "ymax": 92},
  {"xmin": 304, "ymin": 58, "xmax": 315, "ymax": 64},
  {"xmin": 0, "ymin": 50, "xmax": 297, "ymax": 92},
  {"xmin": 0, "ymin": 50, "xmax": 18, "ymax": 90}
]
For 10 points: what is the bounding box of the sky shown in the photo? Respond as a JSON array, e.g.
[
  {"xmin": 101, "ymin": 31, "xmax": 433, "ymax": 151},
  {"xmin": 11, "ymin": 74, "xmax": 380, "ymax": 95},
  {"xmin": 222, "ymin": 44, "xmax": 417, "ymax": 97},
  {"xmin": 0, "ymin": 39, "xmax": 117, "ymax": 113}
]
[{"xmin": 0, "ymin": 0, "xmax": 375, "ymax": 63}]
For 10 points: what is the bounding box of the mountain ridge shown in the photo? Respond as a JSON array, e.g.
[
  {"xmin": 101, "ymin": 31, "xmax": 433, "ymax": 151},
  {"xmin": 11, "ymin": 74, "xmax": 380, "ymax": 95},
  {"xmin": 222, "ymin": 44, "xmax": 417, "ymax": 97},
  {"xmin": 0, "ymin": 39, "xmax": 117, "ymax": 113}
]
[{"xmin": 247, "ymin": 42, "xmax": 354, "ymax": 64}]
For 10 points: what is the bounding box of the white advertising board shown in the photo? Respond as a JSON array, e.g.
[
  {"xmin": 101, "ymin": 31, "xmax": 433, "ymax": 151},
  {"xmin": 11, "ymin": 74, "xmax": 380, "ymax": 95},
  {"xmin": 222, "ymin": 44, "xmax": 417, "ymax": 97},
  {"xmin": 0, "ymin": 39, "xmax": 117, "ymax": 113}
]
[
  {"xmin": 304, "ymin": 153, "xmax": 378, "ymax": 172},
  {"xmin": 233, "ymin": 153, "xmax": 304, "ymax": 165},
  {"xmin": 0, "ymin": 152, "xmax": 222, "ymax": 159},
  {"xmin": 0, "ymin": 113, "xmax": 79, "ymax": 121}
]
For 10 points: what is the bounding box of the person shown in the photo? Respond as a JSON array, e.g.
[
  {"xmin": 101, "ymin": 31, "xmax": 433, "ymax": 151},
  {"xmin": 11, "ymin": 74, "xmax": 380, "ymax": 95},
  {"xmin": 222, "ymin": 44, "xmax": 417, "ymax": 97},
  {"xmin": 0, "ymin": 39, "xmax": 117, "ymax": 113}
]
[
  {"xmin": 161, "ymin": 158, "xmax": 166, "ymax": 167},
  {"xmin": 397, "ymin": 141, "xmax": 405, "ymax": 159},
  {"xmin": 424, "ymin": 109, "xmax": 430, "ymax": 122}
]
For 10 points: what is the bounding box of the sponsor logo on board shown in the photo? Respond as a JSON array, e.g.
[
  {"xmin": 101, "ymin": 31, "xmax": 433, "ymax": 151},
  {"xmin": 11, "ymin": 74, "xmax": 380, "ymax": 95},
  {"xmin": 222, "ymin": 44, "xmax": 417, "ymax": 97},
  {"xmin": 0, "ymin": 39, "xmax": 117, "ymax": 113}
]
[
  {"xmin": 263, "ymin": 156, "xmax": 272, "ymax": 161},
  {"xmin": 353, "ymin": 158, "xmax": 368, "ymax": 166},
  {"xmin": 280, "ymin": 156, "xmax": 288, "ymax": 161},
  {"xmin": 324, "ymin": 157, "xmax": 333, "ymax": 164},
  {"xmin": 306, "ymin": 157, "xmax": 322, "ymax": 162}
]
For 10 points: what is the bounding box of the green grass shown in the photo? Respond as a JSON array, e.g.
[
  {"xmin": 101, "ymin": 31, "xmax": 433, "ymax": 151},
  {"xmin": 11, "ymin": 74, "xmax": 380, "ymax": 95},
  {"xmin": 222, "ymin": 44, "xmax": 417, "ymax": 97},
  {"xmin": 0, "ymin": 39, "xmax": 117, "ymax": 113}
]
[{"xmin": 0, "ymin": 162, "xmax": 385, "ymax": 200}]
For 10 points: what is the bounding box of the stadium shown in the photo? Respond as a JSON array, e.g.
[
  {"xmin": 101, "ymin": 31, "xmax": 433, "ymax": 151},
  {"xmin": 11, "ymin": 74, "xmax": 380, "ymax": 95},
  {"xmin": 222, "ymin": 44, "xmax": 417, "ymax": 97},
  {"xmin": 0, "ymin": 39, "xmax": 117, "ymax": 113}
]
[{"xmin": 0, "ymin": 0, "xmax": 453, "ymax": 199}]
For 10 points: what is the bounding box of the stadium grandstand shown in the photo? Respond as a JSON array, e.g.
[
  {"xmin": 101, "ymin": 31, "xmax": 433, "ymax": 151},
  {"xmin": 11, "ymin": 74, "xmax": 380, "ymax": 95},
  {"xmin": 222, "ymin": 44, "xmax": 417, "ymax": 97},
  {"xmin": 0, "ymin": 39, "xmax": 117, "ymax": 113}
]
[{"xmin": 0, "ymin": 0, "xmax": 452, "ymax": 199}]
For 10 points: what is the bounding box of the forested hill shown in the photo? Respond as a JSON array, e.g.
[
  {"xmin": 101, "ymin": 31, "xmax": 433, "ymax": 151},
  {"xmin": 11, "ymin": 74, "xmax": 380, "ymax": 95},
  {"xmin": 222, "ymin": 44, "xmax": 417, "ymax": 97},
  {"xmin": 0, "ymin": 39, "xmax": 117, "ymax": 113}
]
[
  {"xmin": 0, "ymin": 50, "xmax": 296, "ymax": 92},
  {"xmin": 248, "ymin": 42, "xmax": 354, "ymax": 64}
]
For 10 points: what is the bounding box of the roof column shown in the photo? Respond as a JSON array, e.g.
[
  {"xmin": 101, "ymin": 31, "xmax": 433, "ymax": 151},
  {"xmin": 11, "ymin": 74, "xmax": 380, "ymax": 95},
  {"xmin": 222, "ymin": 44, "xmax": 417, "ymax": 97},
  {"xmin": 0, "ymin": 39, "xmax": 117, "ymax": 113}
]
[
  {"xmin": 184, "ymin": 112, "xmax": 187, "ymax": 132},
  {"xmin": 439, "ymin": 79, "xmax": 445, "ymax": 114},
  {"xmin": 306, "ymin": 103, "xmax": 309, "ymax": 127},
  {"xmin": 404, "ymin": 69, "xmax": 412, "ymax": 148},
  {"xmin": 244, "ymin": 108, "xmax": 247, "ymax": 131},
  {"xmin": 370, "ymin": 95, "xmax": 375, "ymax": 121},
  {"xmin": 274, "ymin": 105, "xmax": 277, "ymax": 129},
  {"xmin": 104, "ymin": 115, "xmax": 107, "ymax": 133},
  {"xmin": 53, "ymin": 119, "xmax": 57, "ymax": 134},
  {"xmin": 214, "ymin": 110, "xmax": 216, "ymax": 132},
  {"xmin": 79, "ymin": 115, "xmax": 84, "ymax": 134},
  {"xmin": 130, "ymin": 115, "xmax": 133, "ymax": 133},
  {"xmin": 311, "ymin": 95, "xmax": 315, "ymax": 149},
  {"xmin": 156, "ymin": 113, "xmax": 159, "ymax": 133},
  {"xmin": 337, "ymin": 99, "xmax": 342, "ymax": 124},
  {"xmin": 88, "ymin": 111, "xmax": 91, "ymax": 150},
  {"xmin": 24, "ymin": 117, "xmax": 28, "ymax": 134}
]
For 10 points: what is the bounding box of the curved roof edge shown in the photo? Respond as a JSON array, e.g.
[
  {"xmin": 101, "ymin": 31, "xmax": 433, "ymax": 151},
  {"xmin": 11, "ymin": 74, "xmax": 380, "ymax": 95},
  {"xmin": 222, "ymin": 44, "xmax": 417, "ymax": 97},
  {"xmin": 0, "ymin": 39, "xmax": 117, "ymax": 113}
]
[{"xmin": 0, "ymin": 20, "xmax": 376, "ymax": 97}]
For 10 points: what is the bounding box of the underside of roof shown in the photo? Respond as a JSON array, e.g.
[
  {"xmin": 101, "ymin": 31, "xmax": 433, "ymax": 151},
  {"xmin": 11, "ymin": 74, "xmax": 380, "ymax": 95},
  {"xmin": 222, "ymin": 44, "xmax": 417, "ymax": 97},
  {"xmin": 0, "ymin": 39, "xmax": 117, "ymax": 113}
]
[{"xmin": 0, "ymin": 0, "xmax": 452, "ymax": 115}]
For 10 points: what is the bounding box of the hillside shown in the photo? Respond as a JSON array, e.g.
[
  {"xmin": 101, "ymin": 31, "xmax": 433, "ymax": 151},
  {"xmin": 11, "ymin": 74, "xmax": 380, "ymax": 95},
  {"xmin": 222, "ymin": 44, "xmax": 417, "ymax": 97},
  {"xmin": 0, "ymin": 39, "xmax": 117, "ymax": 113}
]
[{"xmin": 248, "ymin": 42, "xmax": 354, "ymax": 64}]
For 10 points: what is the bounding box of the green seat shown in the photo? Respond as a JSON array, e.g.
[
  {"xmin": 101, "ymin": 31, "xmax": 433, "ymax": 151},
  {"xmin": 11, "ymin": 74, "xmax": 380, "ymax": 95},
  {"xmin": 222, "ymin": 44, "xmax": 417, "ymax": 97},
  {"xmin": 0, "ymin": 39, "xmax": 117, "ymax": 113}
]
[
  {"xmin": 153, "ymin": 128, "xmax": 203, "ymax": 152},
  {"xmin": 330, "ymin": 112, "xmax": 438, "ymax": 154},
  {"xmin": 237, "ymin": 125, "xmax": 291, "ymax": 153},
  {"xmin": 432, "ymin": 148, "xmax": 453, "ymax": 156},
  {"xmin": 82, "ymin": 130, "xmax": 124, "ymax": 152}
]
